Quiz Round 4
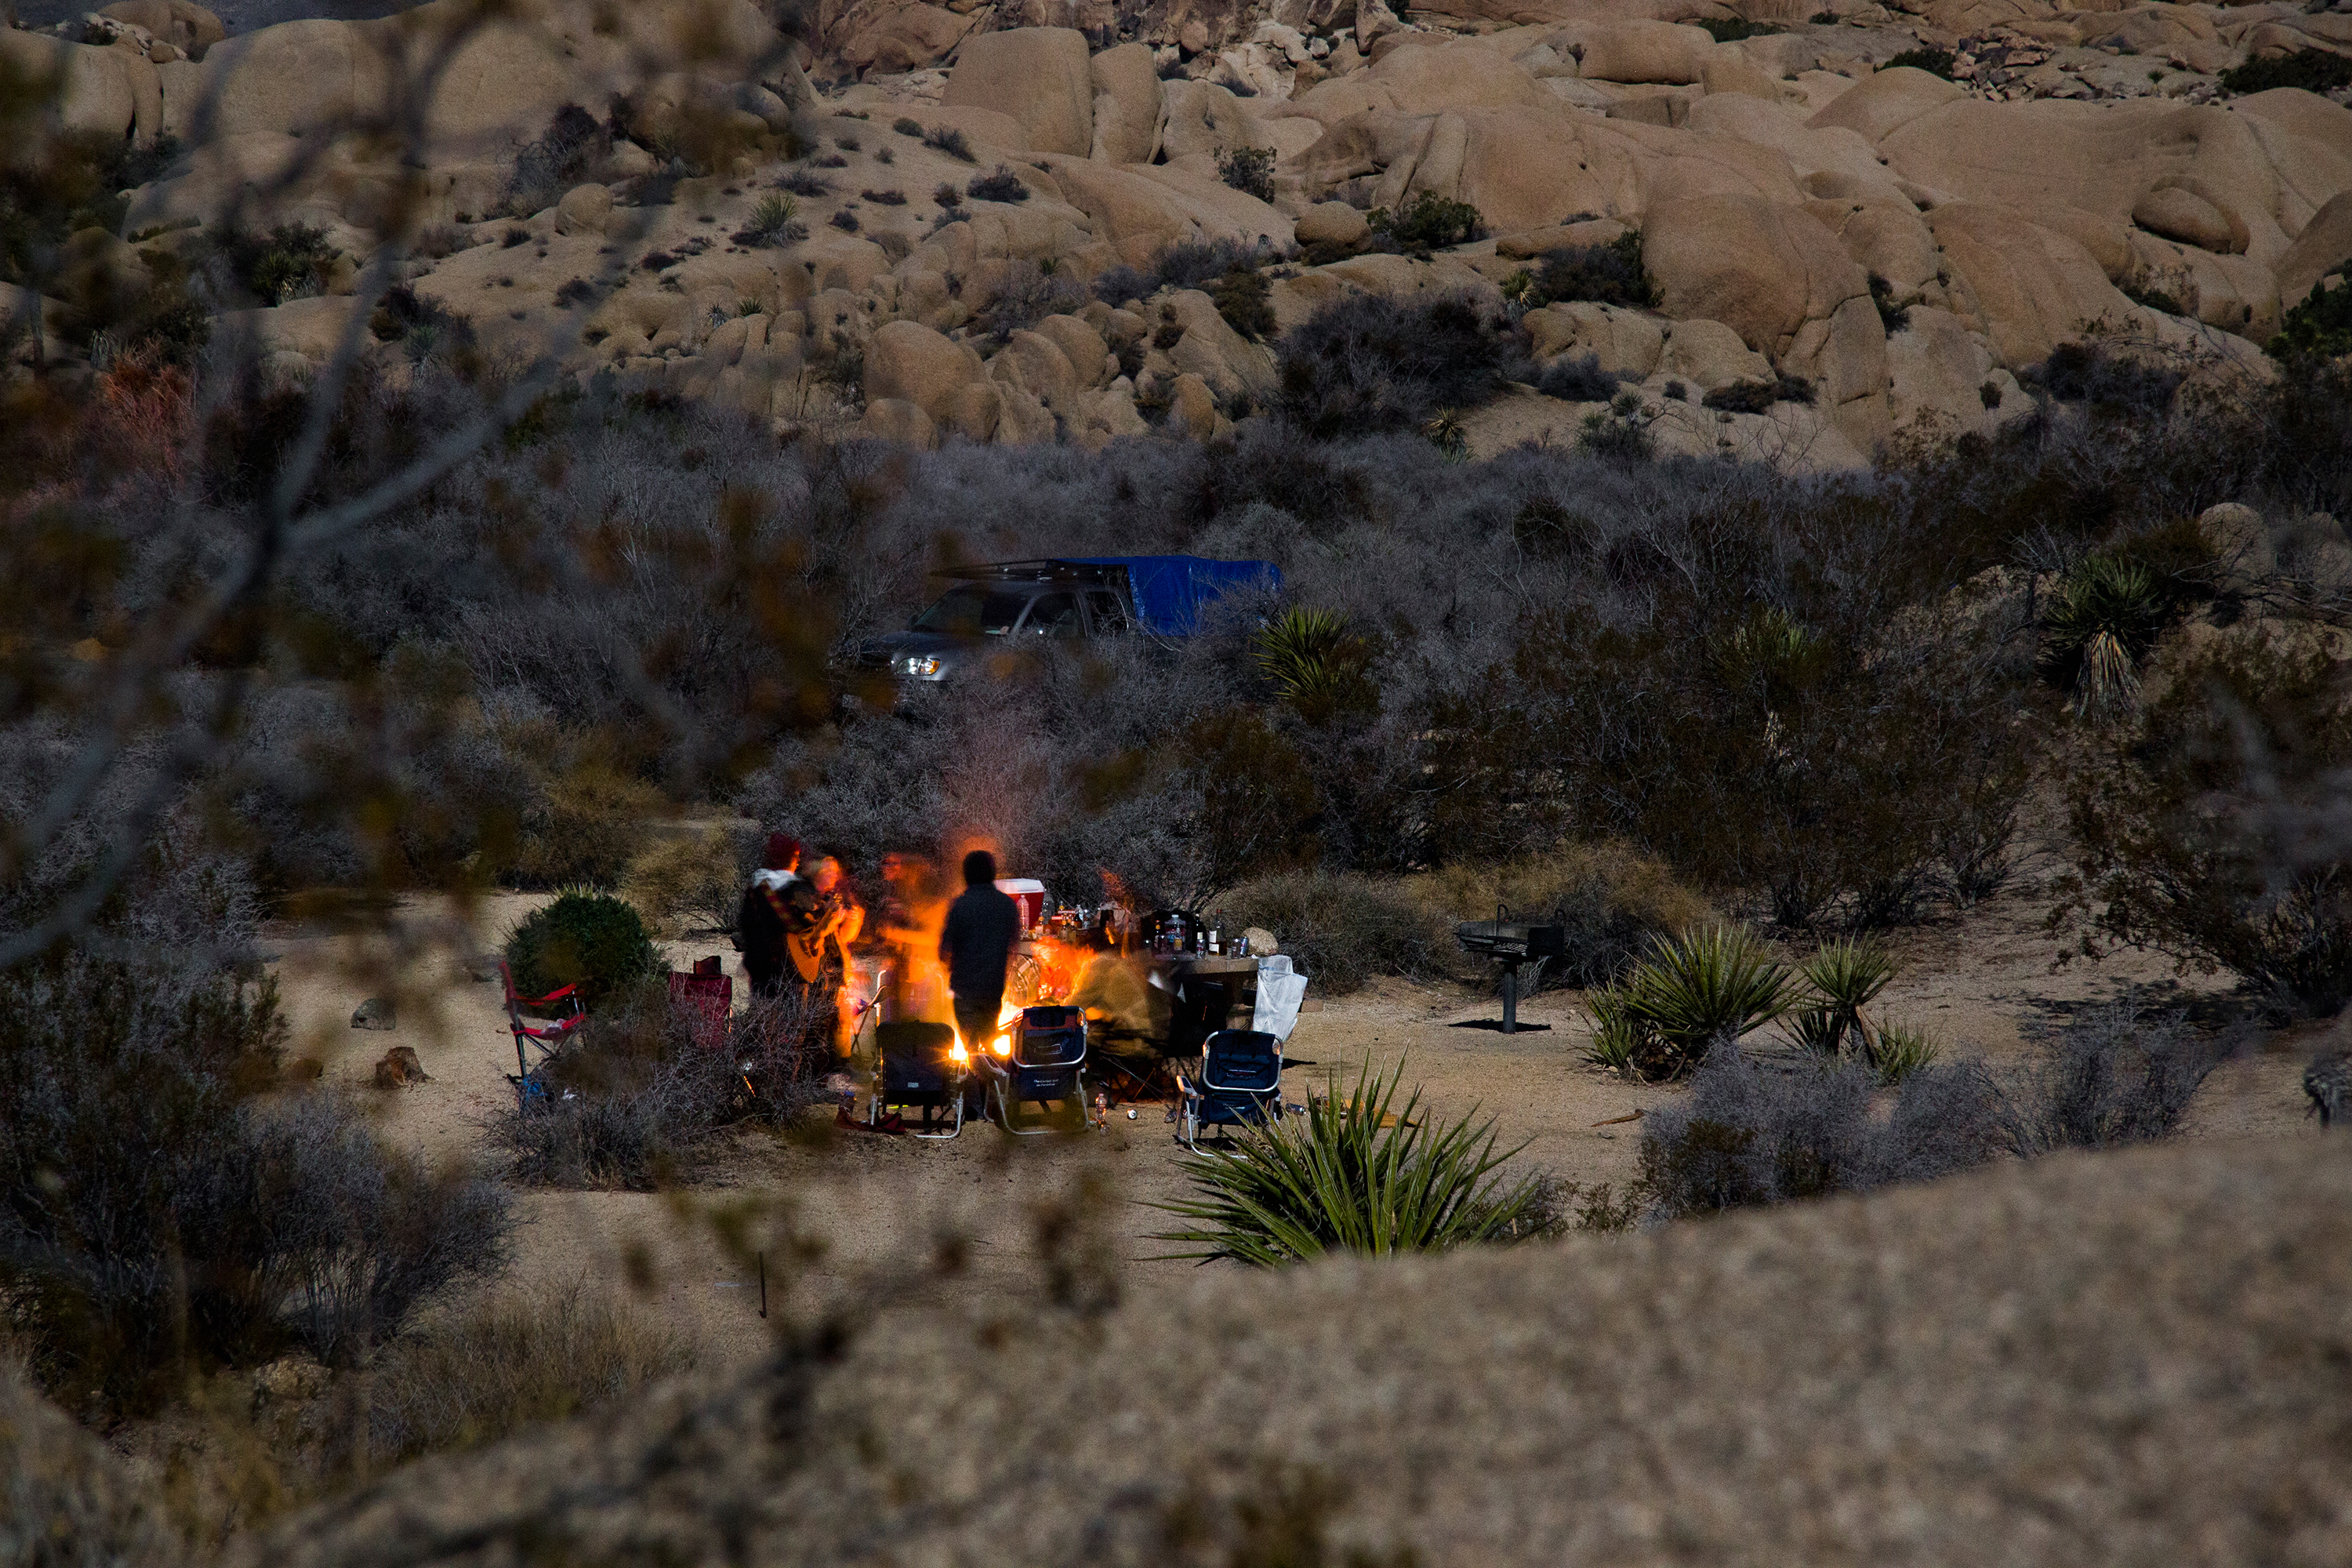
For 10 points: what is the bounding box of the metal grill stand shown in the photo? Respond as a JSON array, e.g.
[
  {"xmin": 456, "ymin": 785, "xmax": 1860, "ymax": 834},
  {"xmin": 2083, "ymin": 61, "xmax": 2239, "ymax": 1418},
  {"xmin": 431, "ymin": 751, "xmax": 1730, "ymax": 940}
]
[{"xmin": 1454, "ymin": 909, "xmax": 1568, "ymax": 1034}]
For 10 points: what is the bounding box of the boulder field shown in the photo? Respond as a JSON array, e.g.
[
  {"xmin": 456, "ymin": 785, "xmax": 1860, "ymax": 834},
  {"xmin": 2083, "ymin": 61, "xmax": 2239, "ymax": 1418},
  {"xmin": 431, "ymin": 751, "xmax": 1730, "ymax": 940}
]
[{"xmin": 10, "ymin": 0, "xmax": 2352, "ymax": 463}]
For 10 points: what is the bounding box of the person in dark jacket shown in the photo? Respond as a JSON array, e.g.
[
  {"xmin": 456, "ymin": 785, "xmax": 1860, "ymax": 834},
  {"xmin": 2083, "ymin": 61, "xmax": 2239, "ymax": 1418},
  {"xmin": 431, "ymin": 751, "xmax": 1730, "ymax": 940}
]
[
  {"xmin": 738, "ymin": 833, "xmax": 810, "ymax": 1000},
  {"xmin": 939, "ymin": 849, "xmax": 1020, "ymax": 1051}
]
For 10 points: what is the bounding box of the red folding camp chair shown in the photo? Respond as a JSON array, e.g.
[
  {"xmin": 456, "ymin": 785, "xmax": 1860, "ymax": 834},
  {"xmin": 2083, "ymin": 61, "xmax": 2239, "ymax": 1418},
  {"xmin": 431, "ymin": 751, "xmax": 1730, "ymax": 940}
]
[
  {"xmin": 668, "ymin": 956, "xmax": 734, "ymax": 1050},
  {"xmin": 498, "ymin": 960, "xmax": 584, "ymax": 1110}
]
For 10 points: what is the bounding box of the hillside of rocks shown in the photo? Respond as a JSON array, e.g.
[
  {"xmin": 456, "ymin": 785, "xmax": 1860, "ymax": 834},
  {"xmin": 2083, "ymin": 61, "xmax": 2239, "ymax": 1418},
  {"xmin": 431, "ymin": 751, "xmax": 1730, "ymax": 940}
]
[
  {"xmin": 9, "ymin": 0, "xmax": 2352, "ymax": 464},
  {"xmin": 0, "ymin": 1134, "xmax": 2252, "ymax": 1563}
]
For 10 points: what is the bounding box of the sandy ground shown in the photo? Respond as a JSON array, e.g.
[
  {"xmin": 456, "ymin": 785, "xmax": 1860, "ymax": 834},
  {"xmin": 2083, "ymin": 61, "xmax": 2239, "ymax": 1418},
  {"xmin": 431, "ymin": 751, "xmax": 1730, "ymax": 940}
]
[{"xmin": 263, "ymin": 878, "xmax": 2331, "ymax": 1381}]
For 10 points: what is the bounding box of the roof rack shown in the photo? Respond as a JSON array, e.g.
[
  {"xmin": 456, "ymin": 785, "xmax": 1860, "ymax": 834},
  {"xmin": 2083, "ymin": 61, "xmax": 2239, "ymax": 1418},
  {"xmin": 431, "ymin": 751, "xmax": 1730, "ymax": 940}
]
[{"xmin": 927, "ymin": 559, "xmax": 1127, "ymax": 585}]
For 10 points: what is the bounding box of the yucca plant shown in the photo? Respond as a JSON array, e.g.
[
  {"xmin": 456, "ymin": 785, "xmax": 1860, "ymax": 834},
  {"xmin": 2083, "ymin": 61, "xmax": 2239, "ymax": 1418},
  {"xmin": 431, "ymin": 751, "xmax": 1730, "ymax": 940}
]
[
  {"xmin": 741, "ymin": 193, "xmax": 805, "ymax": 248},
  {"xmin": 1152, "ymin": 1063, "xmax": 1555, "ymax": 1265},
  {"xmin": 1792, "ymin": 937, "xmax": 1897, "ymax": 1057},
  {"xmin": 1254, "ymin": 607, "xmax": 1376, "ymax": 722},
  {"xmin": 2041, "ymin": 553, "xmax": 2166, "ymax": 714},
  {"xmin": 1580, "ymin": 926, "xmax": 1800, "ymax": 1081},
  {"xmin": 1864, "ymin": 1017, "xmax": 1940, "ymax": 1085}
]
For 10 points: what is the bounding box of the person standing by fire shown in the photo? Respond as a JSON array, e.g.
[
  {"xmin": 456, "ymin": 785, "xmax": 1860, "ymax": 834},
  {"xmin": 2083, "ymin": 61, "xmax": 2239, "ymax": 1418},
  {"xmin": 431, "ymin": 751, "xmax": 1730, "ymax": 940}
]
[
  {"xmin": 738, "ymin": 833, "xmax": 806, "ymax": 1000},
  {"xmin": 940, "ymin": 848, "xmax": 1019, "ymax": 1054},
  {"xmin": 803, "ymin": 855, "xmax": 864, "ymax": 1058}
]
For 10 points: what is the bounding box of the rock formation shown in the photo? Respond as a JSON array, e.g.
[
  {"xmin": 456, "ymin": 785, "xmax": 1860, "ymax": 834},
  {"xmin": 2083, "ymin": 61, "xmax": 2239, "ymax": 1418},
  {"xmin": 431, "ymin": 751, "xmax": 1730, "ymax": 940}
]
[{"xmin": 7, "ymin": 0, "xmax": 2351, "ymax": 463}]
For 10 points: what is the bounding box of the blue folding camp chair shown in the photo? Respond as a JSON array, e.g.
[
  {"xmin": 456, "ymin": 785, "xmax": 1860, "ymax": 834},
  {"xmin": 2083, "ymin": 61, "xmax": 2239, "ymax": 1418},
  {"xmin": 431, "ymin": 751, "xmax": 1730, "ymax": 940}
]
[
  {"xmin": 982, "ymin": 1004, "xmax": 1094, "ymax": 1134},
  {"xmin": 1176, "ymin": 1029, "xmax": 1284, "ymax": 1152},
  {"xmin": 870, "ymin": 1021, "xmax": 971, "ymax": 1139}
]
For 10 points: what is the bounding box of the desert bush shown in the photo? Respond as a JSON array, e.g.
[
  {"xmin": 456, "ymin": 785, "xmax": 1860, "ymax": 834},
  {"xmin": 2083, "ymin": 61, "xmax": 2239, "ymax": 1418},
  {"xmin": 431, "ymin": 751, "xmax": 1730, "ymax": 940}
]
[
  {"xmin": 1702, "ymin": 375, "xmax": 1815, "ymax": 413},
  {"xmin": 922, "ymin": 124, "xmax": 975, "ymax": 162},
  {"xmin": 623, "ymin": 826, "xmax": 753, "ymax": 936},
  {"xmin": 1210, "ymin": 871, "xmax": 1451, "ymax": 993},
  {"xmin": 1867, "ymin": 1017, "xmax": 1940, "ymax": 1085},
  {"xmin": 1155, "ymin": 1062, "xmax": 1556, "ymax": 1264},
  {"xmin": 2057, "ymin": 623, "xmax": 2352, "ymax": 1014},
  {"xmin": 775, "ymin": 165, "xmax": 832, "ymax": 197},
  {"xmin": 1217, "ymin": 145, "xmax": 1276, "ymax": 201},
  {"xmin": 2027, "ymin": 340, "xmax": 2183, "ymax": 418},
  {"xmin": 1637, "ymin": 1044, "xmax": 2000, "ymax": 1218},
  {"xmin": 503, "ymin": 890, "xmax": 663, "ymax": 1011},
  {"xmin": 1275, "ymin": 291, "xmax": 1506, "ymax": 437},
  {"xmin": 497, "ymin": 987, "xmax": 821, "ymax": 1188},
  {"xmin": 1698, "ymin": 16, "xmax": 1782, "ymax": 39},
  {"xmin": 1995, "ymin": 996, "xmax": 2221, "ymax": 1153},
  {"xmin": 506, "ymin": 103, "xmax": 610, "ymax": 215},
  {"xmin": 1868, "ymin": 271, "xmax": 1911, "ymax": 334},
  {"xmin": 893, "ymin": 116, "xmax": 924, "ymax": 136},
  {"xmin": 2220, "ymin": 47, "xmax": 2352, "ymax": 96},
  {"xmin": 368, "ymin": 1283, "xmax": 694, "ymax": 1463},
  {"xmin": 1883, "ymin": 45, "xmax": 1955, "ymax": 77},
  {"xmin": 1408, "ymin": 842, "xmax": 1711, "ymax": 989},
  {"xmin": 1534, "ymin": 352, "xmax": 1626, "ymax": 403},
  {"xmin": 512, "ymin": 755, "xmax": 666, "ymax": 888},
  {"xmin": 1207, "ymin": 267, "xmax": 1275, "ymax": 341},
  {"xmin": 1091, "ymin": 236, "xmax": 1265, "ymax": 305},
  {"xmin": 966, "ymin": 165, "xmax": 1029, "ymax": 202},
  {"xmin": 2269, "ymin": 267, "xmax": 2352, "ymax": 362},
  {"xmin": 0, "ymin": 931, "xmax": 512, "ymax": 1411},
  {"xmin": 1526, "ymin": 231, "xmax": 1655, "ymax": 310},
  {"xmin": 862, "ymin": 187, "xmax": 906, "ymax": 205},
  {"xmin": 1581, "ymin": 925, "xmax": 1801, "ymax": 1080},
  {"xmin": 829, "ymin": 207, "xmax": 860, "ymax": 233},
  {"xmin": 1368, "ymin": 191, "xmax": 1480, "ymax": 250}
]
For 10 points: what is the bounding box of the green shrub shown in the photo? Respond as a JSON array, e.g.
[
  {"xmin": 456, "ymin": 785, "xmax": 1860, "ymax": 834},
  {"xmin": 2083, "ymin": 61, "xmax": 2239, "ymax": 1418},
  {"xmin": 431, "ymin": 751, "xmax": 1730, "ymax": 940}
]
[
  {"xmin": 1154, "ymin": 1062, "xmax": 1555, "ymax": 1264},
  {"xmin": 1209, "ymin": 871, "xmax": 1450, "ymax": 993},
  {"xmin": 1699, "ymin": 16, "xmax": 1782, "ymax": 40},
  {"xmin": 1206, "ymin": 266, "xmax": 1274, "ymax": 340},
  {"xmin": 502, "ymin": 890, "xmax": 663, "ymax": 1011},
  {"xmin": 2038, "ymin": 552, "xmax": 2168, "ymax": 713},
  {"xmin": 1254, "ymin": 607, "xmax": 1376, "ymax": 721},
  {"xmin": 1580, "ymin": 926, "xmax": 1802, "ymax": 1081},
  {"xmin": 2269, "ymin": 270, "xmax": 2352, "ymax": 362},
  {"xmin": 1867, "ymin": 1017, "xmax": 1940, "ymax": 1085},
  {"xmin": 2220, "ymin": 48, "xmax": 2352, "ymax": 96},
  {"xmin": 1370, "ymin": 191, "xmax": 1480, "ymax": 250},
  {"xmin": 1217, "ymin": 146, "xmax": 1276, "ymax": 201},
  {"xmin": 894, "ymin": 116, "xmax": 924, "ymax": 136},
  {"xmin": 1882, "ymin": 46, "xmax": 1955, "ymax": 78},
  {"xmin": 736, "ymin": 194, "xmax": 805, "ymax": 248},
  {"xmin": 223, "ymin": 222, "xmax": 339, "ymax": 305}
]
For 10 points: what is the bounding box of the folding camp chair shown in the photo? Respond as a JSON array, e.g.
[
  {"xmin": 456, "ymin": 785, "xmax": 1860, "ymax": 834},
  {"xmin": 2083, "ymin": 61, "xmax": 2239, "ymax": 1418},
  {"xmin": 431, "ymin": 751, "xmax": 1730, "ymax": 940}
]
[
  {"xmin": 1176, "ymin": 1029, "xmax": 1284, "ymax": 1152},
  {"xmin": 870, "ymin": 1021, "xmax": 970, "ymax": 1139},
  {"xmin": 981, "ymin": 1004, "xmax": 1094, "ymax": 1134},
  {"xmin": 498, "ymin": 960, "xmax": 585, "ymax": 1112},
  {"xmin": 667, "ymin": 957, "xmax": 734, "ymax": 1050}
]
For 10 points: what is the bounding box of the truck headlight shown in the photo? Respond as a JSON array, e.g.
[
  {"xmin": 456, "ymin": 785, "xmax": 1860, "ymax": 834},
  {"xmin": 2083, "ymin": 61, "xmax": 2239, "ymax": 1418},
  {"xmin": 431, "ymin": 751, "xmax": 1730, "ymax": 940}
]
[{"xmin": 898, "ymin": 654, "xmax": 943, "ymax": 680}]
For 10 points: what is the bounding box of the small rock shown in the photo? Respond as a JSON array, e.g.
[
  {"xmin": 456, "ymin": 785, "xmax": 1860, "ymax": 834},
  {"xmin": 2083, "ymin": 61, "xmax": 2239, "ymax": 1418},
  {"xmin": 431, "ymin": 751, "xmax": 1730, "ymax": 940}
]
[
  {"xmin": 352, "ymin": 996, "xmax": 397, "ymax": 1030},
  {"xmin": 1243, "ymin": 927, "xmax": 1279, "ymax": 956},
  {"xmin": 372, "ymin": 1045, "xmax": 433, "ymax": 1089}
]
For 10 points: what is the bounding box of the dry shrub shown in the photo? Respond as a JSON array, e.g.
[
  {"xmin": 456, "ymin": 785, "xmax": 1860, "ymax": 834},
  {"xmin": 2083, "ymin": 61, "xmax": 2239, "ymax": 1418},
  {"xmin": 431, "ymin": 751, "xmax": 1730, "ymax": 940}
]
[
  {"xmin": 622, "ymin": 826, "xmax": 753, "ymax": 937},
  {"xmin": 514, "ymin": 757, "xmax": 666, "ymax": 889},
  {"xmin": 1408, "ymin": 842, "xmax": 1712, "ymax": 988},
  {"xmin": 1209, "ymin": 871, "xmax": 1451, "ymax": 993},
  {"xmin": 367, "ymin": 1283, "xmax": 694, "ymax": 1464}
]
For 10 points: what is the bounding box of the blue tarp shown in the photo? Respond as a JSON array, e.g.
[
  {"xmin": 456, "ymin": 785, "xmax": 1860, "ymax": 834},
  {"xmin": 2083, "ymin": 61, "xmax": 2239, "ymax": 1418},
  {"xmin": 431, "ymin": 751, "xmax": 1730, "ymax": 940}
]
[{"xmin": 1072, "ymin": 555, "xmax": 1281, "ymax": 636}]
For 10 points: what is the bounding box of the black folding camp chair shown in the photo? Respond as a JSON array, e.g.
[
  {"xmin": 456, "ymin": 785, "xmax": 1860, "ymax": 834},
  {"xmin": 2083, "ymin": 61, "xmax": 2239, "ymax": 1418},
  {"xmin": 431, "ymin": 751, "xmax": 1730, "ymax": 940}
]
[
  {"xmin": 869, "ymin": 1021, "xmax": 970, "ymax": 1139},
  {"xmin": 1177, "ymin": 1029, "xmax": 1284, "ymax": 1152},
  {"xmin": 982, "ymin": 1004, "xmax": 1094, "ymax": 1134}
]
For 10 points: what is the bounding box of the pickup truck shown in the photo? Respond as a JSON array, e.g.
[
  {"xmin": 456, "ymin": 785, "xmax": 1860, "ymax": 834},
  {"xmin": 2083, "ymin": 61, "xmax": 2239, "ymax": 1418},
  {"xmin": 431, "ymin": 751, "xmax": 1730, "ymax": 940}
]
[{"xmin": 865, "ymin": 555, "xmax": 1280, "ymax": 684}]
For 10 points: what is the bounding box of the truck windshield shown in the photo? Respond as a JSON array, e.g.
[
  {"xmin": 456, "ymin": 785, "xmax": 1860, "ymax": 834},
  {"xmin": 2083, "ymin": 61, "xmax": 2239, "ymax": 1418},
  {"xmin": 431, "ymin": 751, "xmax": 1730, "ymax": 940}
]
[{"xmin": 913, "ymin": 585, "xmax": 1031, "ymax": 636}]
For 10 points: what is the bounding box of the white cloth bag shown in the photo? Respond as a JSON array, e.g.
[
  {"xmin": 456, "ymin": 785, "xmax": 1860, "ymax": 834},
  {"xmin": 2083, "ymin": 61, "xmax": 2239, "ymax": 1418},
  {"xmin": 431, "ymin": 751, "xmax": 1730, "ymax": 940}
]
[{"xmin": 1251, "ymin": 954, "xmax": 1309, "ymax": 1041}]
